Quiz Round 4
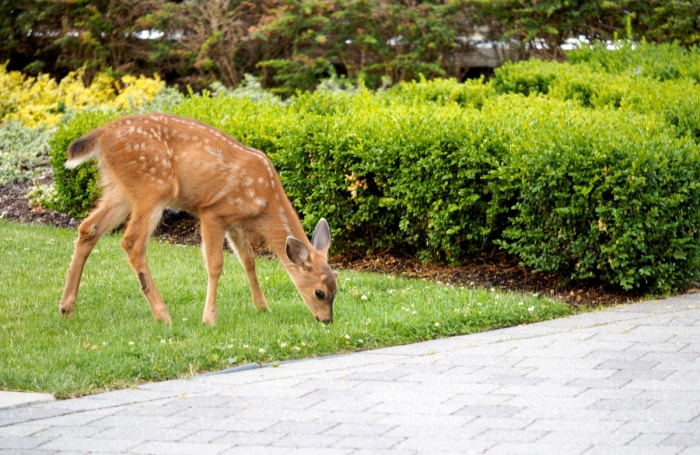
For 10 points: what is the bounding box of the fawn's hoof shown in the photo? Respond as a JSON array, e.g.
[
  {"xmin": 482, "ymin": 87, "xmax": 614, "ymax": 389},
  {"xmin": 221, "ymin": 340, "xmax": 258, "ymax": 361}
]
[{"xmin": 59, "ymin": 304, "xmax": 74, "ymax": 318}]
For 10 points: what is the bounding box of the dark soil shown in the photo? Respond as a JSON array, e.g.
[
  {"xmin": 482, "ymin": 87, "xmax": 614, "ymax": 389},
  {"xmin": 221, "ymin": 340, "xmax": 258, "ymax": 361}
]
[{"xmin": 1, "ymin": 178, "xmax": 644, "ymax": 308}]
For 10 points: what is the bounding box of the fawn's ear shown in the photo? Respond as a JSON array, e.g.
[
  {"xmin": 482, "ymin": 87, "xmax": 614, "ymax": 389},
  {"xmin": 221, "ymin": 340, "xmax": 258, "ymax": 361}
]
[
  {"xmin": 311, "ymin": 218, "xmax": 331, "ymax": 254},
  {"xmin": 286, "ymin": 236, "xmax": 312, "ymax": 269}
]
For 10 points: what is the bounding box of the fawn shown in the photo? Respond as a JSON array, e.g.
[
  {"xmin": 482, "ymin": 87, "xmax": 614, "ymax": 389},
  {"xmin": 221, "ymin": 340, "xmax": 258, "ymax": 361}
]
[{"xmin": 59, "ymin": 113, "xmax": 336, "ymax": 324}]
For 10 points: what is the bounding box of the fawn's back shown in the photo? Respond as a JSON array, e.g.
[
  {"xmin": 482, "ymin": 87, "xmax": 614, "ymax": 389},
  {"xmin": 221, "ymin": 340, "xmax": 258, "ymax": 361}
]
[{"xmin": 72, "ymin": 113, "xmax": 281, "ymax": 222}]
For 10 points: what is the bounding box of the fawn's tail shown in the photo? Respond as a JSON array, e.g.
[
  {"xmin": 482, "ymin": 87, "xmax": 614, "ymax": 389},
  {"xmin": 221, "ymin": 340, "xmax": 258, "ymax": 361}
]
[{"xmin": 64, "ymin": 131, "xmax": 100, "ymax": 169}]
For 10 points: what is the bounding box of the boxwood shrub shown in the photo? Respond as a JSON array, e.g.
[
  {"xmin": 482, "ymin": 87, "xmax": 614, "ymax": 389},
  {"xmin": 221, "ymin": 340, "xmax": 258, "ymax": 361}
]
[
  {"xmin": 567, "ymin": 42, "xmax": 700, "ymax": 83},
  {"xmin": 493, "ymin": 53, "xmax": 700, "ymax": 143},
  {"xmin": 486, "ymin": 95, "xmax": 700, "ymax": 293}
]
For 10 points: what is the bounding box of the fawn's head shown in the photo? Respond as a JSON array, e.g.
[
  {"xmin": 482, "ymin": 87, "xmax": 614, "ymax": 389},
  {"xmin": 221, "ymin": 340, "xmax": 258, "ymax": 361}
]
[{"xmin": 285, "ymin": 219, "xmax": 337, "ymax": 323}]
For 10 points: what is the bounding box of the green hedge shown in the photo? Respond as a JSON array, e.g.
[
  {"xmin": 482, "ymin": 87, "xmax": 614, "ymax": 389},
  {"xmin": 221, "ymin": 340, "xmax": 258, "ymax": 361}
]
[
  {"xmin": 48, "ymin": 43, "xmax": 700, "ymax": 294},
  {"xmin": 486, "ymin": 96, "xmax": 700, "ymax": 292},
  {"xmin": 493, "ymin": 49, "xmax": 700, "ymax": 142},
  {"xmin": 567, "ymin": 43, "xmax": 700, "ymax": 83}
]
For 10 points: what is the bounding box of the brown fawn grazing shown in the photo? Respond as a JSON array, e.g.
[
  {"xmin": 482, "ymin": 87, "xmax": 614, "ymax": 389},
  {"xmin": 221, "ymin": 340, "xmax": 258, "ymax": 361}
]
[{"xmin": 59, "ymin": 113, "xmax": 336, "ymax": 324}]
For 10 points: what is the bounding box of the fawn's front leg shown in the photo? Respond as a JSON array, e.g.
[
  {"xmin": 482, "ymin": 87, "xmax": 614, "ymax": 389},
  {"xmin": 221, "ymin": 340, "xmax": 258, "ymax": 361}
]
[
  {"xmin": 226, "ymin": 227, "xmax": 270, "ymax": 312},
  {"xmin": 200, "ymin": 219, "xmax": 227, "ymax": 325},
  {"xmin": 60, "ymin": 193, "xmax": 129, "ymax": 317}
]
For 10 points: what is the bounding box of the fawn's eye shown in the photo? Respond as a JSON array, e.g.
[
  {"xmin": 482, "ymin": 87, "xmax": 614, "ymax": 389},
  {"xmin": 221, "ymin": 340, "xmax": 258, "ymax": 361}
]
[{"xmin": 314, "ymin": 289, "xmax": 326, "ymax": 300}]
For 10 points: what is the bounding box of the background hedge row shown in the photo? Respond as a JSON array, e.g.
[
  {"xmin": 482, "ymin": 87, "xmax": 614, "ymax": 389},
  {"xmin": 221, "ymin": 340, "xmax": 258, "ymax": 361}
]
[{"xmin": 46, "ymin": 43, "xmax": 700, "ymax": 295}]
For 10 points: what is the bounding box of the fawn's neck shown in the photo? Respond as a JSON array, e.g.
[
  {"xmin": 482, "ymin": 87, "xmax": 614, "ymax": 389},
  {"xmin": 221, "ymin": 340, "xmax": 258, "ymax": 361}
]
[{"xmin": 263, "ymin": 190, "xmax": 312, "ymax": 264}]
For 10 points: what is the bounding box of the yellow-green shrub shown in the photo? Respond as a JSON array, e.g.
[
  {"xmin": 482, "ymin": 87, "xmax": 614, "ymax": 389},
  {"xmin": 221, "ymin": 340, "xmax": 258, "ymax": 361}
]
[{"xmin": 0, "ymin": 64, "xmax": 165, "ymax": 128}]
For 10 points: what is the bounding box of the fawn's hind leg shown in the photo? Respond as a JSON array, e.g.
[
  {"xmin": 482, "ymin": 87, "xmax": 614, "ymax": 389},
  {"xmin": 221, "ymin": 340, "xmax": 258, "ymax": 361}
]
[{"xmin": 120, "ymin": 204, "xmax": 170, "ymax": 323}]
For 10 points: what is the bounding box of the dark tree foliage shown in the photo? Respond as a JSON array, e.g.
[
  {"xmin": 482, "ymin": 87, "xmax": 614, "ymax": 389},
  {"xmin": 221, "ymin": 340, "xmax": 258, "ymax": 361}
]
[{"xmin": 1, "ymin": 0, "xmax": 696, "ymax": 91}]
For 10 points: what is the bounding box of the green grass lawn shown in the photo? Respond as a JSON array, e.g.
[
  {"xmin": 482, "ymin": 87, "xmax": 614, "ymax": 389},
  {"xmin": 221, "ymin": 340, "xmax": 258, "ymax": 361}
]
[{"xmin": 0, "ymin": 220, "xmax": 575, "ymax": 398}]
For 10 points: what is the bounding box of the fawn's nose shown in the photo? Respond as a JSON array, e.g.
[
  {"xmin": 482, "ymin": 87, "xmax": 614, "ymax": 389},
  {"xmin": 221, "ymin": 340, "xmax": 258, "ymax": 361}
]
[
  {"xmin": 315, "ymin": 302, "xmax": 333, "ymax": 324},
  {"xmin": 316, "ymin": 314, "xmax": 333, "ymax": 324}
]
